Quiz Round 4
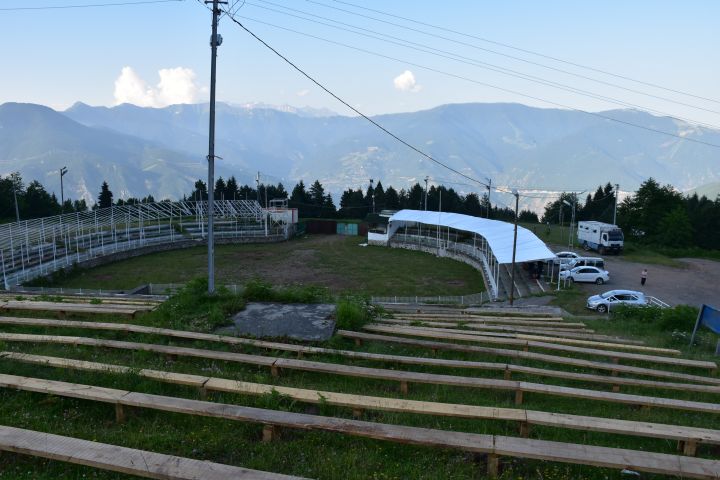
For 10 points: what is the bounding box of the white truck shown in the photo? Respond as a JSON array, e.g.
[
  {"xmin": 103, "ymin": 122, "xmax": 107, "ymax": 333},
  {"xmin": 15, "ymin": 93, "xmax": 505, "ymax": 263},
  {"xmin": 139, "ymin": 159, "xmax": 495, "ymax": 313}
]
[{"xmin": 577, "ymin": 221, "xmax": 624, "ymax": 255}]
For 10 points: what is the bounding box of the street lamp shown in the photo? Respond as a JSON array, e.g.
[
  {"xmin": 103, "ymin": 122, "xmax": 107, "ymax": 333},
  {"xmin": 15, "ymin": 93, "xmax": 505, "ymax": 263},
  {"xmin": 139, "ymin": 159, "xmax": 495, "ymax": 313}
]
[
  {"xmin": 424, "ymin": 176, "xmax": 429, "ymax": 211},
  {"xmin": 485, "ymin": 177, "xmax": 492, "ymax": 218},
  {"xmin": 60, "ymin": 166, "xmax": 68, "ymax": 213},
  {"xmin": 369, "ymin": 178, "xmax": 375, "ymax": 214},
  {"xmin": 509, "ymin": 189, "xmax": 519, "ymax": 306}
]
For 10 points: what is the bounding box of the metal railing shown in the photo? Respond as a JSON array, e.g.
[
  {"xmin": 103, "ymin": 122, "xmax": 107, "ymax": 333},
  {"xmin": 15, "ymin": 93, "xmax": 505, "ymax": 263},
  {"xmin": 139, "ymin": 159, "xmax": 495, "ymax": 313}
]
[
  {"xmin": 371, "ymin": 292, "xmax": 487, "ymax": 305},
  {"xmin": 1, "ymin": 200, "xmax": 293, "ymax": 289}
]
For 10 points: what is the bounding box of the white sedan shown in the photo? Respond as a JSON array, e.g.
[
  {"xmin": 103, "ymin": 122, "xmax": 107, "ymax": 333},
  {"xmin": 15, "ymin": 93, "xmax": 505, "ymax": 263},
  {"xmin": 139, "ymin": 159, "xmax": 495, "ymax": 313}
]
[
  {"xmin": 553, "ymin": 251, "xmax": 580, "ymax": 265},
  {"xmin": 559, "ymin": 266, "xmax": 609, "ymax": 285}
]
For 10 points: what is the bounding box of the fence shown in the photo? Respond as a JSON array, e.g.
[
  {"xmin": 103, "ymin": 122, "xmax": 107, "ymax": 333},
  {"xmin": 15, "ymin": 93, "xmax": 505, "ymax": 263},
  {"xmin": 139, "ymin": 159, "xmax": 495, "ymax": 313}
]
[
  {"xmin": 0, "ymin": 200, "xmax": 294, "ymax": 289},
  {"xmin": 371, "ymin": 292, "xmax": 488, "ymax": 306}
]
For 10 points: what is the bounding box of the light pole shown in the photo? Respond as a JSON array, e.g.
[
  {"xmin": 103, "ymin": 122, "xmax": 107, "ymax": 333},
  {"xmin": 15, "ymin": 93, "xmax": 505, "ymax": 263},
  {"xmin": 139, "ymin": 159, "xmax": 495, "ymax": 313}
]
[
  {"xmin": 11, "ymin": 173, "xmax": 20, "ymax": 222},
  {"xmin": 485, "ymin": 177, "xmax": 492, "ymax": 218},
  {"xmin": 205, "ymin": 0, "xmax": 226, "ymax": 294},
  {"xmin": 60, "ymin": 166, "xmax": 68, "ymax": 213},
  {"xmin": 424, "ymin": 176, "xmax": 429, "ymax": 211},
  {"xmin": 369, "ymin": 179, "xmax": 375, "ymax": 214},
  {"xmin": 509, "ymin": 189, "xmax": 519, "ymax": 306},
  {"xmin": 613, "ymin": 183, "xmax": 620, "ymax": 225},
  {"xmin": 563, "ymin": 198, "xmax": 576, "ymax": 249}
]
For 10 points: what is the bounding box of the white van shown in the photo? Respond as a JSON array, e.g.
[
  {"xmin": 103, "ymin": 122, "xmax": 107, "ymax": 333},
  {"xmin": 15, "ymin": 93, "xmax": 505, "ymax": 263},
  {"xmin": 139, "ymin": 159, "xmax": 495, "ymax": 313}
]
[{"xmin": 561, "ymin": 256, "xmax": 605, "ymax": 271}]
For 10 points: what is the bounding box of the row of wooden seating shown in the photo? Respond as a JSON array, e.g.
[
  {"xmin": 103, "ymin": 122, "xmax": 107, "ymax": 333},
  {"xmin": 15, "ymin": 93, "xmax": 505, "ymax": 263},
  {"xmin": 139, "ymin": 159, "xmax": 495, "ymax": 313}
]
[
  {"xmin": 1, "ymin": 317, "xmax": 718, "ymax": 394},
  {"xmin": 0, "ymin": 372, "xmax": 718, "ymax": 478},
  {"xmin": 5, "ymin": 351, "xmax": 720, "ymax": 456},
  {"xmin": 363, "ymin": 325, "xmax": 714, "ymax": 370},
  {"xmin": 341, "ymin": 330, "xmax": 720, "ymax": 386},
  {"xmin": 0, "ymin": 300, "xmax": 152, "ymax": 318},
  {"xmin": 391, "ymin": 313, "xmax": 571, "ymax": 326},
  {"xmin": 0, "ymin": 293, "xmax": 164, "ymax": 307},
  {"xmin": 2, "ymin": 333, "xmax": 720, "ymax": 415},
  {"xmin": 378, "ymin": 318, "xmax": 644, "ymax": 344},
  {"xmin": 373, "ymin": 321, "xmax": 666, "ymax": 353},
  {"xmin": 0, "ymin": 425, "xmax": 306, "ymax": 479}
]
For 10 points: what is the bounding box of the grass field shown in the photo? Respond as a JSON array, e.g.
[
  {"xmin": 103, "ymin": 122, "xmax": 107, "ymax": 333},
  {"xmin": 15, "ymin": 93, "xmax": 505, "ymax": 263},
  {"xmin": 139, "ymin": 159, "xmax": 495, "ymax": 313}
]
[
  {"xmin": 37, "ymin": 235, "xmax": 485, "ymax": 296},
  {"xmin": 0, "ymin": 291, "xmax": 718, "ymax": 479}
]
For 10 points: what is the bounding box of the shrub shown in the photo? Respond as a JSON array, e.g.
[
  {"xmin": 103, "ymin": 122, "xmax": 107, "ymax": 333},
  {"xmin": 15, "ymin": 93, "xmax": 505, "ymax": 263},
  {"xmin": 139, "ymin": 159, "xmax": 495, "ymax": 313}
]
[{"xmin": 335, "ymin": 296, "xmax": 373, "ymax": 330}]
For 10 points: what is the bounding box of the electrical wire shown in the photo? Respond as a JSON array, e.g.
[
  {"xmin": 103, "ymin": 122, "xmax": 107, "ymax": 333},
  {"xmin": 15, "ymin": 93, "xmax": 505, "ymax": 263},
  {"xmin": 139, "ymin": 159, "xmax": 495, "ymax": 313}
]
[
  {"xmin": 322, "ymin": 0, "xmax": 720, "ymax": 106},
  {"xmin": 249, "ymin": 0, "xmax": 720, "ymax": 126},
  {"xmin": 0, "ymin": 0, "xmax": 183, "ymax": 11},
  {"xmin": 232, "ymin": 14, "xmax": 720, "ymax": 151}
]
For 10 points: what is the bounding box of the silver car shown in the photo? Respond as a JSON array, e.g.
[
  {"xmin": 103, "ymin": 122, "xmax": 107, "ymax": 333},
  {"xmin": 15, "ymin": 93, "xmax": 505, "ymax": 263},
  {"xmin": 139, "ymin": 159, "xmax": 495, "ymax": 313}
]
[
  {"xmin": 560, "ymin": 266, "xmax": 609, "ymax": 285},
  {"xmin": 586, "ymin": 289, "xmax": 647, "ymax": 314}
]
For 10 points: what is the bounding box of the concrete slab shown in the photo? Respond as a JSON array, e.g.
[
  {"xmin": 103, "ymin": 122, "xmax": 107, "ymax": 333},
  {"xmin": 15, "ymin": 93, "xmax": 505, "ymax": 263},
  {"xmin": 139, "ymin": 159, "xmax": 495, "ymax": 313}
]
[{"xmin": 216, "ymin": 302, "xmax": 336, "ymax": 341}]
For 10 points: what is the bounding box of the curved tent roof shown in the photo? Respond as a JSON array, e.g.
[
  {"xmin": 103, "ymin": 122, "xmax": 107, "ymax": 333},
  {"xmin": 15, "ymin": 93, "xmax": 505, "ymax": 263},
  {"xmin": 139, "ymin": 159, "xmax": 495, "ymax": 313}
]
[{"xmin": 389, "ymin": 209, "xmax": 556, "ymax": 264}]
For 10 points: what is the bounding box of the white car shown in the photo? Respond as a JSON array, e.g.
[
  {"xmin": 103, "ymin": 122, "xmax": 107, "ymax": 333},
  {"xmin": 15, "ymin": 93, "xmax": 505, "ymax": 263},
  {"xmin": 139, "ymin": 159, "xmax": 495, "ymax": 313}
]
[
  {"xmin": 586, "ymin": 290, "xmax": 647, "ymax": 314},
  {"xmin": 553, "ymin": 251, "xmax": 580, "ymax": 265},
  {"xmin": 560, "ymin": 266, "xmax": 609, "ymax": 285}
]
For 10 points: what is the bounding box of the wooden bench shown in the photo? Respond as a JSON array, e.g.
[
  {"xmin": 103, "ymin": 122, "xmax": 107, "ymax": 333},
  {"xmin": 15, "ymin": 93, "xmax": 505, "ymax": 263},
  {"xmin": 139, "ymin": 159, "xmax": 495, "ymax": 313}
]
[
  {"xmin": 378, "ymin": 318, "xmax": 644, "ymax": 344},
  {"xmin": 0, "ymin": 425, "xmax": 306, "ymax": 479},
  {"xmin": 0, "ymin": 300, "xmax": 148, "ymax": 318},
  {"xmin": 6, "ymin": 351, "xmax": 720, "ymax": 456},
  {"xmin": 363, "ymin": 325, "xmax": 714, "ymax": 371},
  {"xmin": 372, "ymin": 323, "xmax": 673, "ymax": 354},
  {"xmin": 1, "ymin": 318, "xmax": 718, "ymax": 395},
  {"xmin": 340, "ymin": 330, "xmax": 720, "ymax": 386},
  {"xmin": 391, "ymin": 314, "xmax": 574, "ymax": 327},
  {"xmin": 2, "ymin": 333, "xmax": 720, "ymax": 415},
  {"xmin": 1, "ymin": 373, "xmax": 719, "ymax": 478}
]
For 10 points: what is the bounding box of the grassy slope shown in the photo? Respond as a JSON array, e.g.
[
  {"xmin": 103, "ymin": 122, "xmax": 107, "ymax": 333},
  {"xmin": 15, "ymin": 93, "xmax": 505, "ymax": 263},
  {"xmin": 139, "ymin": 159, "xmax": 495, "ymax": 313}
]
[
  {"xmin": 37, "ymin": 235, "xmax": 485, "ymax": 296},
  {"xmin": 0, "ymin": 299, "xmax": 718, "ymax": 479}
]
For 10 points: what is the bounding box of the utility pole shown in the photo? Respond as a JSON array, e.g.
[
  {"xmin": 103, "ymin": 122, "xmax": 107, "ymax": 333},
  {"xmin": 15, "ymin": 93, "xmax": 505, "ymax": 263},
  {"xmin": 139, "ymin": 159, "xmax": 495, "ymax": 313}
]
[
  {"xmin": 485, "ymin": 177, "xmax": 492, "ymax": 218},
  {"xmin": 205, "ymin": 0, "xmax": 225, "ymax": 294},
  {"xmin": 369, "ymin": 179, "xmax": 375, "ymax": 214},
  {"xmin": 60, "ymin": 166, "xmax": 68, "ymax": 213},
  {"xmin": 11, "ymin": 173, "xmax": 20, "ymax": 222},
  {"xmin": 424, "ymin": 176, "xmax": 429, "ymax": 211},
  {"xmin": 256, "ymin": 171, "xmax": 260, "ymax": 205},
  {"xmin": 613, "ymin": 183, "xmax": 620, "ymax": 225},
  {"xmin": 509, "ymin": 190, "xmax": 519, "ymax": 306}
]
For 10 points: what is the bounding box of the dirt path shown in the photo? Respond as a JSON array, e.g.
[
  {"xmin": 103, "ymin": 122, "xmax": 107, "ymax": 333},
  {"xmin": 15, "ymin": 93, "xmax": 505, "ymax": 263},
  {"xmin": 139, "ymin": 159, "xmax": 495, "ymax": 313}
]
[{"xmin": 550, "ymin": 244, "xmax": 720, "ymax": 307}]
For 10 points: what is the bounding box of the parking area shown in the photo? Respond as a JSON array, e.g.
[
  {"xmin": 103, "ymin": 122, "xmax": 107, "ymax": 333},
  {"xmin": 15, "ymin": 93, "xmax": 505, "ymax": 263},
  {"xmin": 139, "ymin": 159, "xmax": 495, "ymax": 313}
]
[{"xmin": 553, "ymin": 248, "xmax": 720, "ymax": 308}]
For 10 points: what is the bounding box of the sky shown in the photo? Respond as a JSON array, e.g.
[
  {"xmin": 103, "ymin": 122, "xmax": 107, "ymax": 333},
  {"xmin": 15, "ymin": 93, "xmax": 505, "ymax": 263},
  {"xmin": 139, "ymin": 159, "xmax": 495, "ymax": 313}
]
[{"xmin": 0, "ymin": 0, "xmax": 719, "ymax": 128}]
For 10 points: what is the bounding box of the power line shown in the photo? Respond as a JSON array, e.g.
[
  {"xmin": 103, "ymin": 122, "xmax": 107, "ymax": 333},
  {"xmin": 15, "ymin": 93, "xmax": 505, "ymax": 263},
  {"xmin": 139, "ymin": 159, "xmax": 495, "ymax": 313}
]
[
  {"xmin": 219, "ymin": 11, "xmax": 506, "ymax": 195},
  {"xmin": 233, "ymin": 14, "xmax": 720, "ymax": 150},
  {"xmin": 0, "ymin": 0, "xmax": 183, "ymax": 11},
  {"xmin": 250, "ymin": 0, "xmax": 720, "ymax": 126},
  {"xmin": 325, "ymin": 0, "xmax": 720, "ymax": 106}
]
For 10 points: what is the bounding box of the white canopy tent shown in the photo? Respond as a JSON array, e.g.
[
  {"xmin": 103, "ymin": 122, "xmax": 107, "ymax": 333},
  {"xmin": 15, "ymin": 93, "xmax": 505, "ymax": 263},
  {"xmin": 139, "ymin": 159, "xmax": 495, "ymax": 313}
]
[
  {"xmin": 388, "ymin": 210, "xmax": 555, "ymax": 264},
  {"xmin": 382, "ymin": 210, "xmax": 556, "ymax": 299}
]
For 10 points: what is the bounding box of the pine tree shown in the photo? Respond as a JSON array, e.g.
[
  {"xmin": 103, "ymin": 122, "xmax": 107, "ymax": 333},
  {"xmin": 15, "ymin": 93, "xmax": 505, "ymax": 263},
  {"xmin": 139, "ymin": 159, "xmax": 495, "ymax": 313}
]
[{"xmin": 97, "ymin": 181, "xmax": 113, "ymax": 209}]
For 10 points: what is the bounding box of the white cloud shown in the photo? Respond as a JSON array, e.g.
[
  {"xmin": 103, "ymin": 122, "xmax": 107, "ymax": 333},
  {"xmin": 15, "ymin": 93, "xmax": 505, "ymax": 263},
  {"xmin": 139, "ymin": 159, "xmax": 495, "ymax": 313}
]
[
  {"xmin": 113, "ymin": 66, "xmax": 201, "ymax": 107},
  {"xmin": 393, "ymin": 70, "xmax": 422, "ymax": 92},
  {"xmin": 297, "ymin": 89, "xmax": 310, "ymax": 97}
]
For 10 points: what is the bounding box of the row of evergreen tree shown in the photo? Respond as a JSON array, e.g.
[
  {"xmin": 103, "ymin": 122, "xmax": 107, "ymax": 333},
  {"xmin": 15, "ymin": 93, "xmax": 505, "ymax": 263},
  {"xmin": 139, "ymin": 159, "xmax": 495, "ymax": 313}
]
[
  {"xmin": 4, "ymin": 172, "xmax": 718, "ymax": 250},
  {"xmin": 541, "ymin": 179, "xmax": 720, "ymax": 250}
]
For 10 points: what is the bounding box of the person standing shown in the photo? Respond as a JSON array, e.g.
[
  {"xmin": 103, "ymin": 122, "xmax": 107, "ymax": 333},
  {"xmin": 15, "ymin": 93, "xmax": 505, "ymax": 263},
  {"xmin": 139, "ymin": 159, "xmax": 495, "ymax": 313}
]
[{"xmin": 641, "ymin": 268, "xmax": 648, "ymax": 286}]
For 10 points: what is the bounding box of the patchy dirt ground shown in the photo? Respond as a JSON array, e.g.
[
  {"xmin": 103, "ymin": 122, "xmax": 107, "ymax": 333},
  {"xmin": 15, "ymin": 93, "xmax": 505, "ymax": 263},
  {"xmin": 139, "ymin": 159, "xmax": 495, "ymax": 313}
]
[{"xmin": 550, "ymin": 244, "xmax": 720, "ymax": 307}]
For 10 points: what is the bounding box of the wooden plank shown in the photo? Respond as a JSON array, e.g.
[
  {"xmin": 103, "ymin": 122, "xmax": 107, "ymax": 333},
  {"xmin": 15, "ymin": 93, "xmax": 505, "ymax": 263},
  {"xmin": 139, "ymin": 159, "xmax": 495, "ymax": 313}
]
[
  {"xmin": 0, "ymin": 425, "xmax": 305, "ymax": 480},
  {"xmin": 391, "ymin": 314, "xmax": 577, "ymax": 327},
  {"xmin": 3, "ymin": 373, "xmax": 720, "ymax": 478},
  {"xmin": 379, "ymin": 318, "xmax": 603, "ymax": 337},
  {"xmin": 374, "ymin": 323, "xmax": 673, "ymax": 354},
  {"xmin": 0, "ymin": 301, "xmax": 140, "ymax": 316},
  {"xmin": 339, "ymin": 330, "xmax": 720, "ymax": 386},
  {"xmin": 9, "ymin": 317, "xmax": 717, "ymax": 395},
  {"xmin": 492, "ymin": 436, "xmax": 720, "ymax": 479},
  {"xmin": 16, "ymin": 351, "xmax": 720, "ymax": 450},
  {"xmin": 364, "ymin": 325, "xmax": 713, "ymax": 370}
]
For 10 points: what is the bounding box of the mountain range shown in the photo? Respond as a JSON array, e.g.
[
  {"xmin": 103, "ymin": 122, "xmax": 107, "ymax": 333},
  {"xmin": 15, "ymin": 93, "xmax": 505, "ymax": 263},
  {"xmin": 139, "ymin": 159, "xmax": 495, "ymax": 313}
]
[{"xmin": 1, "ymin": 101, "xmax": 719, "ymax": 209}]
